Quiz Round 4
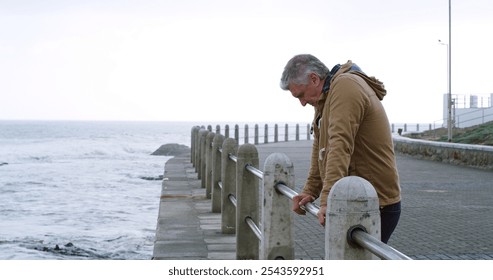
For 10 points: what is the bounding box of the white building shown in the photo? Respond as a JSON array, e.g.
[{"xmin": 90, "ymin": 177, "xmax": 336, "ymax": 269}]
[{"xmin": 443, "ymin": 93, "xmax": 493, "ymax": 128}]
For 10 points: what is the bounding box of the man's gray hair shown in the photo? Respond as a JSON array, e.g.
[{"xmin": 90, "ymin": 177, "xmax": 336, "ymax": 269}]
[{"xmin": 280, "ymin": 54, "xmax": 330, "ymax": 90}]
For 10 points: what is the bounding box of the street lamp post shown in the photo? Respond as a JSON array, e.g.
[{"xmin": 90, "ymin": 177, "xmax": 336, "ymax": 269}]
[
  {"xmin": 439, "ymin": 38, "xmax": 452, "ymax": 141},
  {"xmin": 447, "ymin": 0, "xmax": 452, "ymax": 142}
]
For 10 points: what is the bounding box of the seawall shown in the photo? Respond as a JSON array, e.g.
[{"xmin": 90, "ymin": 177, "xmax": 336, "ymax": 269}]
[{"xmin": 393, "ymin": 135, "xmax": 493, "ymax": 170}]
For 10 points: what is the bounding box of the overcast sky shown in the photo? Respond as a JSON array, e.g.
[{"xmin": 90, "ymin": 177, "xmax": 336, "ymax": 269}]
[{"xmin": 1, "ymin": 0, "xmax": 492, "ymax": 124}]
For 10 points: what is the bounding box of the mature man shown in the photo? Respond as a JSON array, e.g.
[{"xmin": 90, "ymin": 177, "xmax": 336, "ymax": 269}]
[{"xmin": 280, "ymin": 54, "xmax": 401, "ymax": 243}]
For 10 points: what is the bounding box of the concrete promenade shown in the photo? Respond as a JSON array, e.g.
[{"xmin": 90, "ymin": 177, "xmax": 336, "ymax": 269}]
[{"xmin": 152, "ymin": 140, "xmax": 493, "ymax": 260}]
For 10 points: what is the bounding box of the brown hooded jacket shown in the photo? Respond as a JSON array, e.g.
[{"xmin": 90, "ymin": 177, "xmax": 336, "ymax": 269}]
[{"xmin": 302, "ymin": 60, "xmax": 401, "ymax": 207}]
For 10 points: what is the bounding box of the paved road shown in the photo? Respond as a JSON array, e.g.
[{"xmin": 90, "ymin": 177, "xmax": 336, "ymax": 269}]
[{"xmin": 153, "ymin": 140, "xmax": 493, "ymax": 260}]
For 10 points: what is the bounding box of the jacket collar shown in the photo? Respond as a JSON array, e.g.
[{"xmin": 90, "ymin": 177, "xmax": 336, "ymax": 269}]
[
  {"xmin": 316, "ymin": 60, "xmax": 362, "ymax": 108},
  {"xmin": 322, "ymin": 64, "xmax": 341, "ymax": 93}
]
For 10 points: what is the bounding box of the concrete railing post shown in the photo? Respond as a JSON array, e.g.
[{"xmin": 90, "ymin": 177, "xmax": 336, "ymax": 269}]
[
  {"xmin": 264, "ymin": 124, "xmax": 268, "ymax": 144},
  {"xmin": 211, "ymin": 134, "xmax": 224, "ymax": 213},
  {"xmin": 225, "ymin": 125, "xmax": 230, "ymax": 139},
  {"xmin": 191, "ymin": 126, "xmax": 197, "ymax": 165},
  {"xmin": 221, "ymin": 138, "xmax": 238, "ymax": 234},
  {"xmin": 197, "ymin": 128, "xmax": 208, "ymax": 180},
  {"xmin": 244, "ymin": 124, "xmax": 249, "ymax": 144},
  {"xmin": 205, "ymin": 132, "xmax": 215, "ymax": 198},
  {"xmin": 284, "ymin": 124, "xmax": 289, "ymax": 142},
  {"xmin": 236, "ymin": 143, "xmax": 260, "ymax": 260},
  {"xmin": 325, "ymin": 176, "xmax": 380, "ymax": 260},
  {"xmin": 296, "ymin": 124, "xmax": 300, "ymax": 141},
  {"xmin": 234, "ymin": 124, "xmax": 239, "ymax": 143},
  {"xmin": 307, "ymin": 124, "xmax": 311, "ymax": 140},
  {"xmin": 195, "ymin": 126, "xmax": 204, "ymax": 172},
  {"xmin": 274, "ymin": 124, "xmax": 279, "ymax": 143},
  {"xmin": 254, "ymin": 124, "xmax": 259, "ymax": 145},
  {"xmin": 216, "ymin": 125, "xmax": 221, "ymax": 134},
  {"xmin": 261, "ymin": 153, "xmax": 295, "ymax": 260}
]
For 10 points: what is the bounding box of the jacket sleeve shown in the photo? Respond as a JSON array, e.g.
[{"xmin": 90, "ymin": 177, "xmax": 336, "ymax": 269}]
[
  {"xmin": 301, "ymin": 132, "xmax": 323, "ymax": 199},
  {"xmin": 319, "ymin": 74, "xmax": 369, "ymax": 206}
]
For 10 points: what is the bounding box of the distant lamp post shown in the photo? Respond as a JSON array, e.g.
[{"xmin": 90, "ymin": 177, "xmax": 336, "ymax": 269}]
[
  {"xmin": 439, "ymin": 0, "xmax": 452, "ymax": 142},
  {"xmin": 439, "ymin": 39, "xmax": 452, "ymax": 141}
]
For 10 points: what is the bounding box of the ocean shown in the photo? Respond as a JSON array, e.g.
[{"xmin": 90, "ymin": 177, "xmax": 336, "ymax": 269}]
[
  {"xmin": 0, "ymin": 120, "xmax": 193, "ymax": 260},
  {"xmin": 0, "ymin": 120, "xmax": 309, "ymax": 260}
]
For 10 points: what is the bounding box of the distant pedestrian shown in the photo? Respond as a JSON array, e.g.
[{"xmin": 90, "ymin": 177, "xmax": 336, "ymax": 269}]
[{"xmin": 280, "ymin": 54, "xmax": 401, "ymax": 243}]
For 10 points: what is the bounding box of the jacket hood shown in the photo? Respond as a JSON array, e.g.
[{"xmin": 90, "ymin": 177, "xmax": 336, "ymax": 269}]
[{"xmin": 336, "ymin": 60, "xmax": 387, "ymax": 100}]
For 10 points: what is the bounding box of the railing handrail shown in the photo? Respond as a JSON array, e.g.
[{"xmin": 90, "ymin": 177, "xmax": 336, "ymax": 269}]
[
  {"xmin": 228, "ymin": 194, "xmax": 237, "ymax": 207},
  {"xmin": 275, "ymin": 183, "xmax": 319, "ymax": 217},
  {"xmin": 275, "ymin": 183, "xmax": 410, "ymax": 260},
  {"xmin": 350, "ymin": 230, "xmax": 412, "ymax": 260},
  {"xmin": 228, "ymin": 154, "xmax": 237, "ymax": 163},
  {"xmin": 245, "ymin": 164, "xmax": 263, "ymax": 180},
  {"xmin": 245, "ymin": 216, "xmax": 262, "ymax": 240}
]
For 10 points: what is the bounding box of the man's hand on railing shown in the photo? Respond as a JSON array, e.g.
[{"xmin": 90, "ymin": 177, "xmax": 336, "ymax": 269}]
[{"xmin": 292, "ymin": 193, "xmax": 315, "ymax": 215}]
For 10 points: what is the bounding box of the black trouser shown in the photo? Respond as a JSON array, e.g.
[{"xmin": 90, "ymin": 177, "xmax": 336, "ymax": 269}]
[{"xmin": 380, "ymin": 201, "xmax": 401, "ymax": 244}]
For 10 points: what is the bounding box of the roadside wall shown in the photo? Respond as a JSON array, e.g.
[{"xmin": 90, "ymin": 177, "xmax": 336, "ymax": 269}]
[{"xmin": 393, "ymin": 136, "xmax": 493, "ymax": 171}]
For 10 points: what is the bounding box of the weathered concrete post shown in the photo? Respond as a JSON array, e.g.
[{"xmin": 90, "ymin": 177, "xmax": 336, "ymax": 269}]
[
  {"xmin": 224, "ymin": 124, "xmax": 229, "ymax": 138},
  {"xmin": 205, "ymin": 132, "xmax": 215, "ymax": 198},
  {"xmin": 261, "ymin": 153, "xmax": 295, "ymax": 260},
  {"xmin": 264, "ymin": 124, "xmax": 268, "ymax": 144},
  {"xmin": 216, "ymin": 125, "xmax": 221, "ymax": 134},
  {"xmin": 191, "ymin": 126, "xmax": 199, "ymax": 166},
  {"xmin": 244, "ymin": 124, "xmax": 249, "ymax": 144},
  {"xmin": 307, "ymin": 124, "xmax": 311, "ymax": 140},
  {"xmin": 254, "ymin": 124, "xmax": 259, "ymax": 145},
  {"xmin": 212, "ymin": 134, "xmax": 225, "ymax": 213},
  {"xmin": 197, "ymin": 128, "xmax": 208, "ymax": 180},
  {"xmin": 274, "ymin": 124, "xmax": 279, "ymax": 143},
  {"xmin": 194, "ymin": 126, "xmax": 204, "ymax": 172},
  {"xmin": 225, "ymin": 124, "xmax": 230, "ymax": 138},
  {"xmin": 236, "ymin": 143, "xmax": 260, "ymax": 259},
  {"xmin": 234, "ymin": 124, "xmax": 239, "ymax": 143},
  {"xmin": 284, "ymin": 124, "xmax": 289, "ymax": 142},
  {"xmin": 221, "ymin": 138, "xmax": 238, "ymax": 234},
  {"xmin": 296, "ymin": 124, "xmax": 300, "ymax": 141},
  {"xmin": 325, "ymin": 176, "xmax": 380, "ymax": 260}
]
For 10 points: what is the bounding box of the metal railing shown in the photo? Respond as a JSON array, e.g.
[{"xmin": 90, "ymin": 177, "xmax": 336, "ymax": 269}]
[
  {"xmin": 275, "ymin": 183, "xmax": 411, "ymax": 260},
  {"xmin": 198, "ymin": 123, "xmax": 312, "ymax": 145},
  {"xmin": 194, "ymin": 121, "xmax": 480, "ymax": 140},
  {"xmin": 454, "ymin": 108, "xmax": 493, "ymax": 128},
  {"xmin": 191, "ymin": 125, "xmax": 412, "ymax": 260}
]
